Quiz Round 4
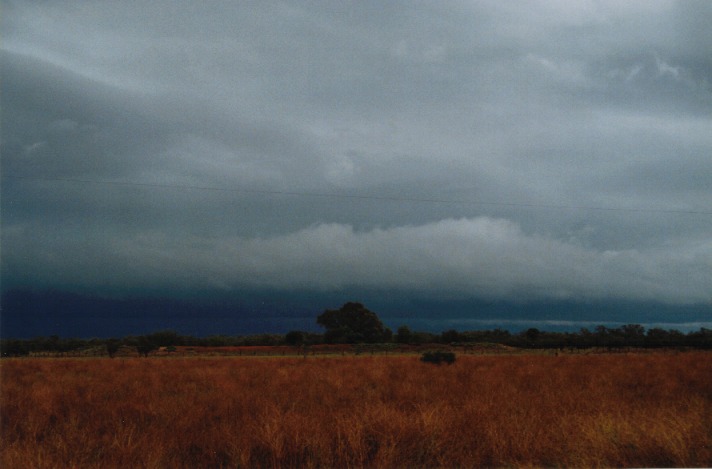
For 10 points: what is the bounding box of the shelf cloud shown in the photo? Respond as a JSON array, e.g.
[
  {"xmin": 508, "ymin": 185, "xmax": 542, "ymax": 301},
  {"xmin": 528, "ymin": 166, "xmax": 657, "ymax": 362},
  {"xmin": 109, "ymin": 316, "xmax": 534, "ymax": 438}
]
[{"xmin": 2, "ymin": 1, "xmax": 711, "ymax": 335}]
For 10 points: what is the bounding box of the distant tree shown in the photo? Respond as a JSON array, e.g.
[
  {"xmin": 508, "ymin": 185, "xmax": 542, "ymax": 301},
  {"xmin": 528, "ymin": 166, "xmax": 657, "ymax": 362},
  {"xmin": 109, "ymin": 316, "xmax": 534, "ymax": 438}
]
[
  {"xmin": 317, "ymin": 302, "xmax": 387, "ymax": 343},
  {"xmin": 441, "ymin": 329, "xmax": 461, "ymax": 344},
  {"xmin": 204, "ymin": 335, "xmax": 230, "ymax": 347},
  {"xmin": 62, "ymin": 338, "xmax": 84, "ymax": 354},
  {"xmin": 136, "ymin": 336, "xmax": 158, "ymax": 357},
  {"xmin": 665, "ymin": 329, "xmax": 686, "ymax": 347},
  {"xmin": 645, "ymin": 328, "xmax": 675, "ymax": 348},
  {"xmin": 687, "ymin": 328, "xmax": 712, "ymax": 349},
  {"xmin": 45, "ymin": 335, "xmax": 61, "ymax": 352},
  {"xmin": 106, "ymin": 338, "xmax": 121, "ymax": 358},
  {"xmin": 460, "ymin": 328, "xmax": 509, "ymax": 345},
  {"xmin": 594, "ymin": 325, "xmax": 611, "ymax": 348},
  {"xmin": 410, "ymin": 331, "xmax": 437, "ymax": 344},
  {"xmin": 618, "ymin": 324, "xmax": 645, "ymax": 346},
  {"xmin": 284, "ymin": 330, "xmax": 306, "ymax": 346},
  {"xmin": 1, "ymin": 339, "xmax": 30, "ymax": 357},
  {"xmin": 524, "ymin": 328, "xmax": 541, "ymax": 346},
  {"xmin": 242, "ymin": 334, "xmax": 283, "ymax": 346},
  {"xmin": 396, "ymin": 325, "xmax": 412, "ymax": 344},
  {"xmin": 576, "ymin": 328, "xmax": 595, "ymax": 348},
  {"xmin": 147, "ymin": 330, "xmax": 182, "ymax": 347}
]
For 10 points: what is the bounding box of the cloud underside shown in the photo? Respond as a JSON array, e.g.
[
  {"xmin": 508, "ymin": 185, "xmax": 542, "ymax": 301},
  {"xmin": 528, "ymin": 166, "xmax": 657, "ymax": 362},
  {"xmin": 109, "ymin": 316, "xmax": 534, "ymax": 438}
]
[{"xmin": 5, "ymin": 217, "xmax": 709, "ymax": 304}]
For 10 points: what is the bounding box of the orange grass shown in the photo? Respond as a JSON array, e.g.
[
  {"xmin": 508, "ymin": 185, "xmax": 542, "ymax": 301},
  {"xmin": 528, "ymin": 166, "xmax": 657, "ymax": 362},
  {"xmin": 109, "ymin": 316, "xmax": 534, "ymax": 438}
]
[{"xmin": 2, "ymin": 352, "xmax": 711, "ymax": 468}]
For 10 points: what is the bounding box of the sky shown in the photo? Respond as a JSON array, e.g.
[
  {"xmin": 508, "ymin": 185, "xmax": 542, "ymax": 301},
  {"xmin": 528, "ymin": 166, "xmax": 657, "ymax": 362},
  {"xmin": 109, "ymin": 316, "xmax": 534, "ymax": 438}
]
[{"xmin": 2, "ymin": 1, "xmax": 711, "ymax": 337}]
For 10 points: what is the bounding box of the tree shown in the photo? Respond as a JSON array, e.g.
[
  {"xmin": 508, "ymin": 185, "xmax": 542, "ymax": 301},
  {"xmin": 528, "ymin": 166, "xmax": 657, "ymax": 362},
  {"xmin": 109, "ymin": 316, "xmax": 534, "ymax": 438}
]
[
  {"xmin": 317, "ymin": 302, "xmax": 387, "ymax": 343},
  {"xmin": 687, "ymin": 328, "xmax": 712, "ymax": 349},
  {"xmin": 440, "ymin": 329, "xmax": 461, "ymax": 344},
  {"xmin": 396, "ymin": 325, "xmax": 412, "ymax": 344},
  {"xmin": 106, "ymin": 338, "xmax": 121, "ymax": 358},
  {"xmin": 135, "ymin": 336, "xmax": 158, "ymax": 357},
  {"xmin": 284, "ymin": 330, "xmax": 306, "ymax": 346},
  {"xmin": 645, "ymin": 328, "xmax": 683, "ymax": 348},
  {"xmin": 618, "ymin": 324, "xmax": 645, "ymax": 344},
  {"xmin": 1, "ymin": 339, "xmax": 30, "ymax": 357},
  {"xmin": 524, "ymin": 328, "xmax": 541, "ymax": 346},
  {"xmin": 146, "ymin": 330, "xmax": 182, "ymax": 347}
]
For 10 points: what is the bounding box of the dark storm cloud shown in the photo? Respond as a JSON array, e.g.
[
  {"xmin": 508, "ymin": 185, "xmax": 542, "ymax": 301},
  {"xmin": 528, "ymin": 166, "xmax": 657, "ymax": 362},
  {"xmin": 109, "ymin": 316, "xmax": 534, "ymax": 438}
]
[{"xmin": 2, "ymin": 0, "xmax": 711, "ymax": 313}]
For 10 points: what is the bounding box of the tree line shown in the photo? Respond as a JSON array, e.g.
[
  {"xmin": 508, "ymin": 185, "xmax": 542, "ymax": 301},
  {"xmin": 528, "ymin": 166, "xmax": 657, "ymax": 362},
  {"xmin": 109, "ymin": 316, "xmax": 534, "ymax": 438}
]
[{"xmin": 2, "ymin": 302, "xmax": 711, "ymax": 356}]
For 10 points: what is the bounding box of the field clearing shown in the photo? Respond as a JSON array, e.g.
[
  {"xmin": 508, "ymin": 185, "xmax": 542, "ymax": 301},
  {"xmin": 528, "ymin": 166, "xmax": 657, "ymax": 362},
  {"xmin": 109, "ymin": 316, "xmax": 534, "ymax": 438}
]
[{"xmin": 2, "ymin": 352, "xmax": 711, "ymax": 468}]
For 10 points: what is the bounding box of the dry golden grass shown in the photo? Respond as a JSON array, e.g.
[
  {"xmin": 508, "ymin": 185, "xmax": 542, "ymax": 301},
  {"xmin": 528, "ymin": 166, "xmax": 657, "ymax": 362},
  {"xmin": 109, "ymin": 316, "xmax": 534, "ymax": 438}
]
[{"xmin": 2, "ymin": 352, "xmax": 711, "ymax": 468}]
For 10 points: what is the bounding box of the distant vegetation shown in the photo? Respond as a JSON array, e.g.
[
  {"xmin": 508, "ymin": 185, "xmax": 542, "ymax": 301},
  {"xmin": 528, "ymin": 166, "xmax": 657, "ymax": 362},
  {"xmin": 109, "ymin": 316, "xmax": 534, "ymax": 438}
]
[
  {"xmin": 2, "ymin": 302, "xmax": 711, "ymax": 357},
  {"xmin": 317, "ymin": 302, "xmax": 392, "ymax": 343}
]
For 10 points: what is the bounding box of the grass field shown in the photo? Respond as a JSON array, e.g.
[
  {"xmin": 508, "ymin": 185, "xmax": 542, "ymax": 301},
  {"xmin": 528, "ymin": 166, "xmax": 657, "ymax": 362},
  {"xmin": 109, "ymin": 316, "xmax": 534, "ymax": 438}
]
[{"xmin": 2, "ymin": 351, "xmax": 711, "ymax": 468}]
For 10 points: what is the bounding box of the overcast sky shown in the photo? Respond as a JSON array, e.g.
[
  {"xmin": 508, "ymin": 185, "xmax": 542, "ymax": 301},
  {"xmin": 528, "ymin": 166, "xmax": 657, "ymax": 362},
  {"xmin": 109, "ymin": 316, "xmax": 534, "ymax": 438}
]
[{"xmin": 2, "ymin": 1, "xmax": 711, "ymax": 332}]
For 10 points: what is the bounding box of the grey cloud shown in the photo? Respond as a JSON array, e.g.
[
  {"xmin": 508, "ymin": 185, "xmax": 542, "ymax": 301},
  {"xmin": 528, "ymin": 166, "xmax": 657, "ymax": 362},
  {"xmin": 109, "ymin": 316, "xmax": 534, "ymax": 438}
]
[
  {"xmin": 1, "ymin": 51, "xmax": 169, "ymax": 180},
  {"xmin": 3, "ymin": 217, "xmax": 709, "ymax": 304},
  {"xmin": 1, "ymin": 48, "xmax": 326, "ymax": 190},
  {"xmin": 2, "ymin": 1, "xmax": 711, "ymax": 311}
]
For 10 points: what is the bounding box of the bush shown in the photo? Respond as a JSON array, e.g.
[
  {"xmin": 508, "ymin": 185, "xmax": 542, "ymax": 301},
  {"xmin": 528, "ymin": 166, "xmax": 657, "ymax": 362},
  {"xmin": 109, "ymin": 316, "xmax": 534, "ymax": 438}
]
[{"xmin": 421, "ymin": 351, "xmax": 456, "ymax": 365}]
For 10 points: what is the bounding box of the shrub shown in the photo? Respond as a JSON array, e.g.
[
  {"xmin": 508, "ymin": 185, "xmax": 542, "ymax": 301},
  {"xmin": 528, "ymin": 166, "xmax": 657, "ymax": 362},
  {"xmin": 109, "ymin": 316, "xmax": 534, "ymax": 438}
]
[{"xmin": 421, "ymin": 351, "xmax": 456, "ymax": 365}]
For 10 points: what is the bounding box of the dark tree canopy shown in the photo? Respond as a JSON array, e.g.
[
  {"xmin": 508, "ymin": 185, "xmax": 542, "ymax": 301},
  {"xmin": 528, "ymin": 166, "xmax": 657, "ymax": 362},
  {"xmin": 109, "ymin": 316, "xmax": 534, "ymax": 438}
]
[
  {"xmin": 135, "ymin": 336, "xmax": 158, "ymax": 357},
  {"xmin": 284, "ymin": 330, "xmax": 306, "ymax": 346},
  {"xmin": 317, "ymin": 302, "xmax": 387, "ymax": 344},
  {"xmin": 105, "ymin": 338, "xmax": 121, "ymax": 358},
  {"xmin": 396, "ymin": 325, "xmax": 413, "ymax": 344}
]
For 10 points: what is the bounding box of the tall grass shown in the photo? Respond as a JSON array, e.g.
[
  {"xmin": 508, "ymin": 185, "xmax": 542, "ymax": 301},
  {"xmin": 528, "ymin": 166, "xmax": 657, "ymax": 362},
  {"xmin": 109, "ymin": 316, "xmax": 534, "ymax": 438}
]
[{"xmin": 2, "ymin": 352, "xmax": 711, "ymax": 467}]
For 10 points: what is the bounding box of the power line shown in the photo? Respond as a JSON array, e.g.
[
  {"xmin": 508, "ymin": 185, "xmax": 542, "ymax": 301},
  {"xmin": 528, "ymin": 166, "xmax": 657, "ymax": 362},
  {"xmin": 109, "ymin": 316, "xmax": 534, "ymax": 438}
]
[{"xmin": 4, "ymin": 175, "xmax": 712, "ymax": 215}]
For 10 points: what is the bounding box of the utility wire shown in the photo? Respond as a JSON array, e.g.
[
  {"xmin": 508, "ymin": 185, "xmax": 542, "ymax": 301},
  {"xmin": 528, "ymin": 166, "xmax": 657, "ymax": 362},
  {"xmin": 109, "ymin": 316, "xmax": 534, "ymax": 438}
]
[{"xmin": 4, "ymin": 175, "xmax": 712, "ymax": 215}]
